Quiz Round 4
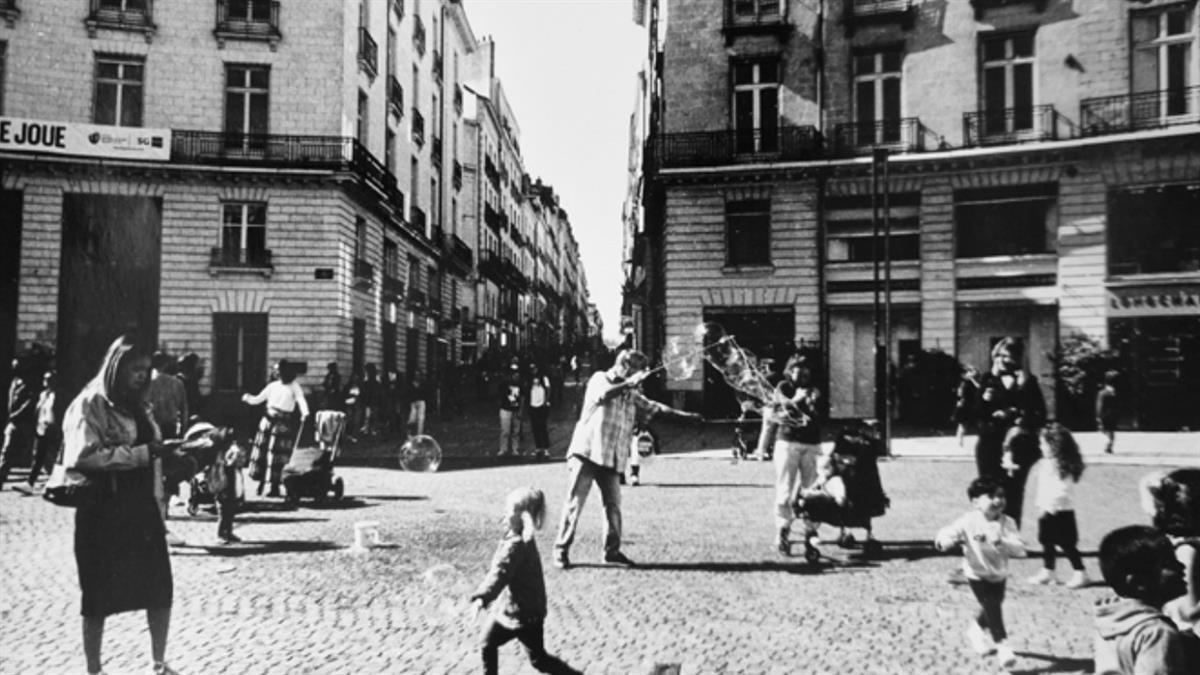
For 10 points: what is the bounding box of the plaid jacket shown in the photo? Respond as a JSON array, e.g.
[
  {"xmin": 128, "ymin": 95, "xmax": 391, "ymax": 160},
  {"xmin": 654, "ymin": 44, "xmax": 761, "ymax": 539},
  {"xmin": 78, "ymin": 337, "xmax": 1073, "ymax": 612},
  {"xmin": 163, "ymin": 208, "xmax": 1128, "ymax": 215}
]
[{"xmin": 567, "ymin": 370, "xmax": 672, "ymax": 473}]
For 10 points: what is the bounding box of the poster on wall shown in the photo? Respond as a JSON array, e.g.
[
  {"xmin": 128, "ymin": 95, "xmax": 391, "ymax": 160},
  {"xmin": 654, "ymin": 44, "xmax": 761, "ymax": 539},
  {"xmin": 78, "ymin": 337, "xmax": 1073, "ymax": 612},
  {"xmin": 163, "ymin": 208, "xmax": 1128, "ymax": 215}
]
[{"xmin": 0, "ymin": 116, "xmax": 171, "ymax": 161}]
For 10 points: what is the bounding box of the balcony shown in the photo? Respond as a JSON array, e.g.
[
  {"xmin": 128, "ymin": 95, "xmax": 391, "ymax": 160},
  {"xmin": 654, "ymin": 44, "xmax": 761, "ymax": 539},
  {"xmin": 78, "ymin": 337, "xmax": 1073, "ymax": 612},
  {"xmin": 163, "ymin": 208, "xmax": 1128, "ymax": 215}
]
[
  {"xmin": 86, "ymin": 0, "xmax": 156, "ymax": 42},
  {"xmin": 843, "ymin": 0, "xmax": 914, "ymax": 36},
  {"xmin": 411, "ymin": 108, "xmax": 425, "ymax": 147},
  {"xmin": 214, "ymin": 0, "xmax": 281, "ymax": 50},
  {"xmin": 426, "ymin": 288, "xmax": 442, "ymax": 313},
  {"xmin": 484, "ymin": 204, "xmax": 501, "ymax": 232},
  {"xmin": 452, "ymin": 161, "xmax": 463, "ymax": 191},
  {"xmin": 1081, "ymin": 86, "xmax": 1200, "ymax": 137},
  {"xmin": 382, "ymin": 275, "xmax": 405, "ymax": 302},
  {"xmin": 478, "ymin": 250, "xmax": 505, "ymax": 284},
  {"xmin": 832, "ymin": 118, "xmax": 932, "ymax": 156},
  {"xmin": 722, "ymin": 0, "xmax": 792, "ymax": 44},
  {"xmin": 209, "ymin": 247, "xmax": 273, "ymax": 277},
  {"xmin": 409, "ymin": 206, "xmax": 427, "ymax": 236},
  {"xmin": 432, "ymin": 50, "xmax": 443, "ymax": 83},
  {"xmin": 454, "ymin": 85, "xmax": 464, "ymax": 116},
  {"xmin": 431, "ymin": 134, "xmax": 442, "ymax": 168},
  {"xmin": 450, "ymin": 234, "xmax": 473, "ymax": 272},
  {"xmin": 353, "ymin": 258, "xmax": 374, "ymax": 288},
  {"xmin": 962, "ymin": 105, "xmax": 1071, "ymax": 147},
  {"xmin": 969, "ymin": 0, "xmax": 1047, "ymax": 20},
  {"xmin": 413, "ymin": 15, "xmax": 426, "ymax": 57},
  {"xmin": 388, "ymin": 76, "xmax": 404, "ymax": 118},
  {"xmin": 358, "ymin": 27, "xmax": 378, "ymax": 78},
  {"xmin": 648, "ymin": 125, "xmax": 822, "ymax": 169},
  {"xmin": 484, "ymin": 156, "xmax": 500, "ymax": 188},
  {"xmin": 407, "ymin": 287, "xmax": 426, "ymax": 308},
  {"xmin": 2, "ymin": 0, "xmax": 20, "ymax": 28}
]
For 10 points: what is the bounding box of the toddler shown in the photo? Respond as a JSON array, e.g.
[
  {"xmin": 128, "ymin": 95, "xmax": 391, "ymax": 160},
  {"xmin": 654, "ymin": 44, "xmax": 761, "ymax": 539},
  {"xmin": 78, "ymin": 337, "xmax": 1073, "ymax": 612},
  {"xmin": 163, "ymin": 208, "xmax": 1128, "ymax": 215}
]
[
  {"xmin": 936, "ymin": 476, "xmax": 1027, "ymax": 670},
  {"xmin": 470, "ymin": 487, "xmax": 581, "ymax": 675},
  {"xmin": 1028, "ymin": 423, "xmax": 1089, "ymax": 588},
  {"xmin": 1093, "ymin": 525, "xmax": 1189, "ymax": 674}
]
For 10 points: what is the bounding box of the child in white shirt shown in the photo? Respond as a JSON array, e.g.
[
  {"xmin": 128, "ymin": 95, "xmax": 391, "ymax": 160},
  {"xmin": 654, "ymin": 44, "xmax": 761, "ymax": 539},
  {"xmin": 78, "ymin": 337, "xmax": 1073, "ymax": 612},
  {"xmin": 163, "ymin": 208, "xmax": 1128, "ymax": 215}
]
[
  {"xmin": 1028, "ymin": 423, "xmax": 1089, "ymax": 588},
  {"xmin": 936, "ymin": 476, "xmax": 1027, "ymax": 670}
]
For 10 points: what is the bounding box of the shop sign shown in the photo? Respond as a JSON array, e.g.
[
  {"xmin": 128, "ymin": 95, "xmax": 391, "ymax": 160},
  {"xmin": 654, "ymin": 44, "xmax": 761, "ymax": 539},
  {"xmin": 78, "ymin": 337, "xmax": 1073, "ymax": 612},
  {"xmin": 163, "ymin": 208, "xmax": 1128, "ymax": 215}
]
[
  {"xmin": 0, "ymin": 116, "xmax": 171, "ymax": 161},
  {"xmin": 1108, "ymin": 285, "xmax": 1200, "ymax": 317}
]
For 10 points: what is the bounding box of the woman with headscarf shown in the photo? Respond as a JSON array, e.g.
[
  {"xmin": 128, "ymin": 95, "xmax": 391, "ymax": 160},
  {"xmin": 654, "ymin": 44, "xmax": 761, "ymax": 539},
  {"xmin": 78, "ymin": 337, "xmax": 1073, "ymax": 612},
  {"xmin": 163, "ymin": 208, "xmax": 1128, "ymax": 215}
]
[
  {"xmin": 61, "ymin": 335, "xmax": 178, "ymax": 675},
  {"xmin": 242, "ymin": 359, "xmax": 309, "ymax": 498}
]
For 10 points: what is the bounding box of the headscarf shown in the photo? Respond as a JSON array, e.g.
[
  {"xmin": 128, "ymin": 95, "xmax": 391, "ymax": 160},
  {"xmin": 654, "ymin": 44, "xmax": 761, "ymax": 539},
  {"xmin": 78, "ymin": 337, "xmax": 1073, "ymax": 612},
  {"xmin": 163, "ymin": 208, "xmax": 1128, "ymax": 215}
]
[{"xmin": 92, "ymin": 334, "xmax": 155, "ymax": 443}]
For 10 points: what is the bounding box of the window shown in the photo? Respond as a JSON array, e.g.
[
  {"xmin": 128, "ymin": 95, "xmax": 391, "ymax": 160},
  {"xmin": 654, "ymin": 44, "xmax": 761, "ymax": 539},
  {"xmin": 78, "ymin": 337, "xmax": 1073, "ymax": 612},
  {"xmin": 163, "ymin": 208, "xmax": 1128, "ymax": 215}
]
[
  {"xmin": 355, "ymin": 216, "xmax": 368, "ymax": 260},
  {"xmin": 955, "ymin": 184, "xmax": 1057, "ymax": 258},
  {"xmin": 100, "ymin": 0, "xmax": 147, "ymax": 9},
  {"xmin": 1109, "ymin": 184, "xmax": 1200, "ymax": 275},
  {"xmin": 352, "ymin": 318, "xmax": 365, "ymax": 375},
  {"xmin": 431, "ymin": 177, "xmax": 439, "ymax": 227},
  {"xmin": 226, "ymin": 0, "xmax": 272, "ymax": 22},
  {"xmin": 220, "ymin": 202, "xmax": 267, "ymax": 264},
  {"xmin": 826, "ymin": 217, "xmax": 920, "ymax": 263},
  {"xmin": 410, "ymin": 157, "xmax": 419, "ymax": 214},
  {"xmin": 980, "ymin": 33, "xmax": 1035, "ymax": 134},
  {"xmin": 731, "ymin": 0, "xmax": 782, "ymax": 23},
  {"xmin": 224, "ymin": 64, "xmax": 269, "ymax": 150},
  {"xmin": 357, "ymin": 89, "xmax": 369, "ymax": 145},
  {"xmin": 733, "ymin": 59, "xmax": 779, "ymax": 153},
  {"xmin": 94, "ymin": 56, "xmax": 144, "ymax": 126},
  {"xmin": 725, "ymin": 199, "xmax": 771, "ymax": 266},
  {"xmin": 382, "ymin": 320, "xmax": 397, "ymax": 375},
  {"xmin": 0, "ymin": 42, "xmax": 6, "ymax": 114},
  {"xmin": 854, "ymin": 48, "xmax": 902, "ymax": 144},
  {"xmin": 407, "ymin": 256, "xmax": 421, "ymax": 300},
  {"xmin": 1132, "ymin": 6, "xmax": 1197, "ymax": 121},
  {"xmin": 213, "ymin": 312, "xmax": 268, "ymax": 393},
  {"xmin": 383, "ymin": 239, "xmax": 401, "ymax": 280},
  {"xmin": 385, "ymin": 127, "xmax": 396, "ymax": 174}
]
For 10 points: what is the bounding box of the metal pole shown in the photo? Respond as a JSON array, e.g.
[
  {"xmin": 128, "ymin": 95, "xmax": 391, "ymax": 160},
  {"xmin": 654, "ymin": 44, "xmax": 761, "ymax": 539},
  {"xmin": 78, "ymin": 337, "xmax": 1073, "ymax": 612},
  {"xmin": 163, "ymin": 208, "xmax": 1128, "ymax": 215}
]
[
  {"xmin": 880, "ymin": 148, "xmax": 892, "ymax": 458},
  {"xmin": 871, "ymin": 149, "xmax": 883, "ymax": 424}
]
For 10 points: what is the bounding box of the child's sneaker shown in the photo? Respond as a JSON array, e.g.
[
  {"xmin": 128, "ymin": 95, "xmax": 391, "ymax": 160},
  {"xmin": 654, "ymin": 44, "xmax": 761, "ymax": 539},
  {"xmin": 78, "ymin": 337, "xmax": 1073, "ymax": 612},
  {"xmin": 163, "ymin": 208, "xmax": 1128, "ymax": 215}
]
[
  {"xmin": 1065, "ymin": 570, "xmax": 1089, "ymax": 589},
  {"xmin": 965, "ymin": 621, "xmax": 995, "ymax": 655},
  {"xmin": 1027, "ymin": 568, "xmax": 1056, "ymax": 585},
  {"xmin": 995, "ymin": 642, "xmax": 1017, "ymax": 669}
]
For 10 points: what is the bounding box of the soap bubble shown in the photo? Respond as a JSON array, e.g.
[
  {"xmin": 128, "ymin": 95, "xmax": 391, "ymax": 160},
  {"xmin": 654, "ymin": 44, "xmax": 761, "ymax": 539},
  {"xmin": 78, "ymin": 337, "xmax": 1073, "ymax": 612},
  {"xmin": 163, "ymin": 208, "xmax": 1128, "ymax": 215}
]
[
  {"xmin": 399, "ymin": 434, "xmax": 443, "ymax": 472},
  {"xmin": 662, "ymin": 336, "xmax": 698, "ymax": 381}
]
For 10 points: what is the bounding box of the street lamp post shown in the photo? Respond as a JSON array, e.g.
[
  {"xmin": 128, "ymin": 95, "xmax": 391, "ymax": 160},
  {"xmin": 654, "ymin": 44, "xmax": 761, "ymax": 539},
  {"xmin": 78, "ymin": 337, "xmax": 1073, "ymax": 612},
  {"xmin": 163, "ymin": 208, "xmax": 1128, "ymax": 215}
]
[{"xmin": 871, "ymin": 148, "xmax": 893, "ymax": 456}]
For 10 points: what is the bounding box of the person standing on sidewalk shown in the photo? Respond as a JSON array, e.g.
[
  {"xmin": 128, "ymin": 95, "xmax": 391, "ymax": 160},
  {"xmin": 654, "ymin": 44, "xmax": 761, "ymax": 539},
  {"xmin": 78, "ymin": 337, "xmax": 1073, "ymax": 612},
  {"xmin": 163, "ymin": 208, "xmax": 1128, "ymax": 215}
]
[
  {"xmin": 407, "ymin": 370, "xmax": 428, "ymax": 437},
  {"xmin": 242, "ymin": 360, "xmax": 309, "ymax": 498},
  {"xmin": 1097, "ymin": 370, "xmax": 1120, "ymax": 455},
  {"xmin": 975, "ymin": 337, "xmax": 1045, "ymax": 525},
  {"xmin": 24, "ymin": 369, "xmax": 59, "ymax": 489},
  {"xmin": 498, "ymin": 363, "xmax": 523, "ymax": 457},
  {"xmin": 145, "ymin": 352, "xmax": 192, "ymax": 546},
  {"xmin": 552, "ymin": 349, "xmax": 702, "ymax": 568},
  {"xmin": 527, "ymin": 363, "xmax": 552, "ymax": 459},
  {"xmin": 0, "ymin": 355, "xmax": 38, "ymax": 490},
  {"xmin": 768, "ymin": 354, "xmax": 823, "ymax": 558}
]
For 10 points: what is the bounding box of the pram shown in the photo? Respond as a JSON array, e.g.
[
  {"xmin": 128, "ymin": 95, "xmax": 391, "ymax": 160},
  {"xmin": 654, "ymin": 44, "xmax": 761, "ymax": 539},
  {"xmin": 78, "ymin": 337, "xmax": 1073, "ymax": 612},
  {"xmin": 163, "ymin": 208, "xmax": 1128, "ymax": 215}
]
[
  {"xmin": 282, "ymin": 410, "xmax": 347, "ymax": 504},
  {"xmin": 792, "ymin": 424, "xmax": 890, "ymax": 563},
  {"xmin": 181, "ymin": 421, "xmax": 246, "ymax": 517}
]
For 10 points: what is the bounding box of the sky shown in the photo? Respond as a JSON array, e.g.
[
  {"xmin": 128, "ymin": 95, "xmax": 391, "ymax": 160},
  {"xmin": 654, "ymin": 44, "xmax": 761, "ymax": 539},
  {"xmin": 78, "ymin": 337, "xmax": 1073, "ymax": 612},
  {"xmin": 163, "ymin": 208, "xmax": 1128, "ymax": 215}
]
[{"xmin": 462, "ymin": 0, "xmax": 646, "ymax": 344}]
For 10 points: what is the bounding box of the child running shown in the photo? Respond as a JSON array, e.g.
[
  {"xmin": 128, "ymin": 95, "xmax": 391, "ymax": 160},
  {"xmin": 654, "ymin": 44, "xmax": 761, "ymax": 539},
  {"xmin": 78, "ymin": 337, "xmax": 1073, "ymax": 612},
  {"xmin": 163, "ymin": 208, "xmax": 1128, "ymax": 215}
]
[
  {"xmin": 1028, "ymin": 422, "xmax": 1090, "ymax": 588},
  {"xmin": 936, "ymin": 476, "xmax": 1027, "ymax": 670},
  {"xmin": 469, "ymin": 487, "xmax": 581, "ymax": 675}
]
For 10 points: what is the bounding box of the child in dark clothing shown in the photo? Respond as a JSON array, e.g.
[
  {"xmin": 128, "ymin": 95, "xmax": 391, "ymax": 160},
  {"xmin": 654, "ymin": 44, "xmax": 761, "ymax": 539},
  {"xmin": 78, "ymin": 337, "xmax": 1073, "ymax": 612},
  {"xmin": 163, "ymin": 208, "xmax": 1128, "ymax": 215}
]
[
  {"xmin": 1093, "ymin": 525, "xmax": 1189, "ymax": 674},
  {"xmin": 470, "ymin": 487, "xmax": 581, "ymax": 675}
]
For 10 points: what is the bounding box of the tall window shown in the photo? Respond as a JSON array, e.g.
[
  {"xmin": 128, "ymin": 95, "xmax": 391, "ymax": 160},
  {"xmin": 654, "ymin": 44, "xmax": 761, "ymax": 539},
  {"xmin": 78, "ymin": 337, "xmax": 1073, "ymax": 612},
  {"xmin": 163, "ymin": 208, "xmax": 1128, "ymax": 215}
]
[
  {"xmin": 431, "ymin": 177, "xmax": 439, "ymax": 227},
  {"xmin": 1132, "ymin": 6, "xmax": 1197, "ymax": 121},
  {"xmin": 980, "ymin": 33, "xmax": 1035, "ymax": 134},
  {"xmin": 357, "ymin": 89, "xmax": 369, "ymax": 145},
  {"xmin": 221, "ymin": 202, "xmax": 267, "ymax": 264},
  {"xmin": 1109, "ymin": 183, "xmax": 1200, "ymax": 275},
  {"xmin": 955, "ymin": 184, "xmax": 1057, "ymax": 258},
  {"xmin": 407, "ymin": 256, "xmax": 421, "ymax": 298},
  {"xmin": 0, "ymin": 42, "xmax": 7, "ymax": 115},
  {"xmin": 213, "ymin": 313, "xmax": 268, "ymax": 393},
  {"xmin": 731, "ymin": 0, "xmax": 781, "ymax": 23},
  {"xmin": 854, "ymin": 48, "xmax": 902, "ymax": 144},
  {"xmin": 725, "ymin": 199, "xmax": 771, "ymax": 267},
  {"xmin": 94, "ymin": 56, "xmax": 144, "ymax": 126},
  {"xmin": 383, "ymin": 239, "xmax": 401, "ymax": 280},
  {"xmin": 410, "ymin": 157, "xmax": 420, "ymax": 217},
  {"xmin": 732, "ymin": 59, "xmax": 779, "ymax": 153},
  {"xmin": 225, "ymin": 64, "xmax": 269, "ymax": 149},
  {"xmin": 385, "ymin": 127, "xmax": 396, "ymax": 174},
  {"xmin": 227, "ymin": 0, "xmax": 272, "ymax": 22},
  {"xmin": 355, "ymin": 216, "xmax": 368, "ymax": 260},
  {"xmin": 100, "ymin": 0, "xmax": 148, "ymax": 9}
]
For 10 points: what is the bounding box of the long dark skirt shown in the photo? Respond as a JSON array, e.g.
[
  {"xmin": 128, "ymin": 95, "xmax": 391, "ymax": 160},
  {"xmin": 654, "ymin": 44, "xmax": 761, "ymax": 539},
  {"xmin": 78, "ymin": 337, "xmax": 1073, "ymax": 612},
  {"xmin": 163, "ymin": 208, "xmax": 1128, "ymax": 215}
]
[
  {"xmin": 75, "ymin": 469, "xmax": 173, "ymax": 618},
  {"xmin": 251, "ymin": 415, "xmax": 297, "ymax": 485}
]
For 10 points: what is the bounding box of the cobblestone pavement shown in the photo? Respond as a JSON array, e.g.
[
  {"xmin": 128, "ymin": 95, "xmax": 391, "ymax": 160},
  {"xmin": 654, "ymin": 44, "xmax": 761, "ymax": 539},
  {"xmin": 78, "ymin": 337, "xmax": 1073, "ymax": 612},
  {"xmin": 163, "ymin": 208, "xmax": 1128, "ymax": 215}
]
[{"xmin": 0, "ymin": 438, "xmax": 1187, "ymax": 674}]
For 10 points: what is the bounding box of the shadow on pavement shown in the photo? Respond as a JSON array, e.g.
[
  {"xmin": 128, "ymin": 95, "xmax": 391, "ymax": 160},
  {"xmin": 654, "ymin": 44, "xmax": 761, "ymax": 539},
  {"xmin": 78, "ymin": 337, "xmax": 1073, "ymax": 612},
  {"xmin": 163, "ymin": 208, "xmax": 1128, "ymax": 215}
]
[
  {"xmin": 291, "ymin": 498, "xmax": 374, "ymax": 511},
  {"xmin": 584, "ymin": 559, "xmax": 875, "ymax": 574},
  {"xmin": 841, "ymin": 540, "xmax": 943, "ymax": 563},
  {"xmin": 353, "ymin": 494, "xmax": 429, "ymax": 501},
  {"xmin": 1011, "ymin": 652, "xmax": 1093, "ymax": 674},
  {"xmin": 196, "ymin": 540, "xmax": 345, "ymax": 557},
  {"xmin": 645, "ymin": 483, "xmax": 769, "ymax": 489}
]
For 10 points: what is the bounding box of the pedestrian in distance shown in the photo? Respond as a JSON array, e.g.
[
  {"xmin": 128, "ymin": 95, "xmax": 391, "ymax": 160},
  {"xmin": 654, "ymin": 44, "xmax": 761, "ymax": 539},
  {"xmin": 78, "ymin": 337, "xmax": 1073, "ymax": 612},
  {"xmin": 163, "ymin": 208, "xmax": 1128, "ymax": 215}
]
[
  {"xmin": 242, "ymin": 359, "xmax": 309, "ymax": 498},
  {"xmin": 0, "ymin": 355, "xmax": 38, "ymax": 490},
  {"xmin": 1097, "ymin": 369, "xmax": 1120, "ymax": 454},
  {"xmin": 767, "ymin": 354, "xmax": 824, "ymax": 558},
  {"xmin": 497, "ymin": 363, "xmax": 523, "ymax": 457},
  {"xmin": 320, "ymin": 362, "xmax": 343, "ymax": 412},
  {"xmin": 935, "ymin": 476, "xmax": 1027, "ymax": 670},
  {"xmin": 61, "ymin": 335, "xmax": 182, "ymax": 675},
  {"xmin": 24, "ymin": 368, "xmax": 59, "ymax": 489},
  {"xmin": 527, "ymin": 363, "xmax": 552, "ymax": 459},
  {"xmin": 175, "ymin": 352, "xmax": 203, "ymax": 420},
  {"xmin": 551, "ymin": 349, "xmax": 702, "ymax": 569},
  {"xmin": 1027, "ymin": 422, "xmax": 1090, "ymax": 588},
  {"xmin": 342, "ymin": 367, "xmax": 363, "ymax": 443},
  {"xmin": 1093, "ymin": 525, "xmax": 1191, "ymax": 675},
  {"xmin": 469, "ymin": 487, "xmax": 583, "ymax": 675},
  {"xmin": 359, "ymin": 363, "xmax": 382, "ymax": 437},
  {"xmin": 407, "ymin": 370, "xmax": 428, "ymax": 437},
  {"xmin": 954, "ymin": 365, "xmax": 980, "ymax": 448}
]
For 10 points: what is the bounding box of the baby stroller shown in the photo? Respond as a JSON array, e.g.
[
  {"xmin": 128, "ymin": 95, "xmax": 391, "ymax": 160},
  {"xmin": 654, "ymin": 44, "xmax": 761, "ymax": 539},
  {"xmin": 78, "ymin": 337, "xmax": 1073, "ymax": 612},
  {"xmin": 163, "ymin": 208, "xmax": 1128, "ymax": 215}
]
[
  {"xmin": 182, "ymin": 421, "xmax": 246, "ymax": 517},
  {"xmin": 282, "ymin": 410, "xmax": 347, "ymax": 504},
  {"xmin": 792, "ymin": 424, "xmax": 890, "ymax": 563}
]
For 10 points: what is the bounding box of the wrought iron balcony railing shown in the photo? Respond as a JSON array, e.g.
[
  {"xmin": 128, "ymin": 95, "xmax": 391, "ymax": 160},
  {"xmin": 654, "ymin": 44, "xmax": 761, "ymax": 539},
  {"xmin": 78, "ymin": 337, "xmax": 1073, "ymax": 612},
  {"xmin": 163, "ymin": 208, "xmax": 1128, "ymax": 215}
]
[
  {"xmin": 86, "ymin": 0, "xmax": 156, "ymax": 40},
  {"xmin": 843, "ymin": 0, "xmax": 914, "ymax": 35},
  {"xmin": 484, "ymin": 204, "xmax": 501, "ymax": 232},
  {"xmin": 382, "ymin": 275, "xmax": 405, "ymax": 302},
  {"xmin": 412, "ymin": 15, "xmax": 426, "ymax": 57},
  {"xmin": 722, "ymin": 0, "xmax": 791, "ymax": 43},
  {"xmin": 2, "ymin": 0, "xmax": 20, "ymax": 28},
  {"xmin": 431, "ymin": 134, "xmax": 442, "ymax": 168},
  {"xmin": 353, "ymin": 258, "xmax": 374, "ymax": 287},
  {"xmin": 209, "ymin": 247, "xmax": 272, "ymax": 271},
  {"xmin": 388, "ymin": 76, "xmax": 404, "ymax": 118},
  {"xmin": 432, "ymin": 50, "xmax": 443, "ymax": 82},
  {"xmin": 831, "ymin": 117, "xmax": 931, "ymax": 156},
  {"xmin": 1080, "ymin": 85, "xmax": 1200, "ymax": 137},
  {"xmin": 409, "ymin": 206, "xmax": 427, "ymax": 235},
  {"xmin": 411, "ymin": 109, "xmax": 425, "ymax": 146},
  {"xmin": 454, "ymin": 85, "xmax": 464, "ymax": 116},
  {"xmin": 484, "ymin": 156, "xmax": 500, "ymax": 188},
  {"xmin": 358, "ymin": 27, "xmax": 378, "ymax": 78},
  {"xmin": 648, "ymin": 125, "xmax": 822, "ymax": 169},
  {"xmin": 962, "ymin": 105, "xmax": 1070, "ymax": 147},
  {"xmin": 452, "ymin": 161, "xmax": 463, "ymax": 191},
  {"xmin": 214, "ymin": 0, "xmax": 280, "ymax": 49},
  {"xmin": 450, "ymin": 234, "xmax": 473, "ymax": 270}
]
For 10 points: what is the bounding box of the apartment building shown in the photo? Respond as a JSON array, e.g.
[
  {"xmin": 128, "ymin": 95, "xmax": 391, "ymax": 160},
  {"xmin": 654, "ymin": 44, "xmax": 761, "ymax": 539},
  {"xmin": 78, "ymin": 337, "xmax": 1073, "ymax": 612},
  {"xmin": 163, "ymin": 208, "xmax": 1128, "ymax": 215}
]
[
  {"xmin": 628, "ymin": 0, "xmax": 1200, "ymax": 428},
  {"xmin": 0, "ymin": 0, "xmax": 590, "ymax": 416}
]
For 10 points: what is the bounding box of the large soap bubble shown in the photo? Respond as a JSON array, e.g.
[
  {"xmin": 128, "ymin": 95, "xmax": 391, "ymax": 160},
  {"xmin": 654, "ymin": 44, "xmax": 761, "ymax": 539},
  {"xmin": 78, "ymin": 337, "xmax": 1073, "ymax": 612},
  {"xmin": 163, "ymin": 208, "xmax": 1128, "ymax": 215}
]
[{"xmin": 399, "ymin": 434, "xmax": 443, "ymax": 472}]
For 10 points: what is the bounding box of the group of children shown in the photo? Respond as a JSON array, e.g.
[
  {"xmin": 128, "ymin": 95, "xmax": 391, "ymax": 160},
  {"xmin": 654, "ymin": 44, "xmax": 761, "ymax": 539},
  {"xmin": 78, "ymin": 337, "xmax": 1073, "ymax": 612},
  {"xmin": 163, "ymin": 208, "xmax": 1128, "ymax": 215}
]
[{"xmin": 936, "ymin": 421, "xmax": 1199, "ymax": 672}]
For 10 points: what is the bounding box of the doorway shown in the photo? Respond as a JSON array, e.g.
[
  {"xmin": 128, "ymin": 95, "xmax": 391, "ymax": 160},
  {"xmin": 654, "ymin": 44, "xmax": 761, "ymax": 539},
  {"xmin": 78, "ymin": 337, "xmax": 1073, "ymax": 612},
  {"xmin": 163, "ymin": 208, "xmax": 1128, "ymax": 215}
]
[{"xmin": 701, "ymin": 306, "xmax": 795, "ymax": 419}]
